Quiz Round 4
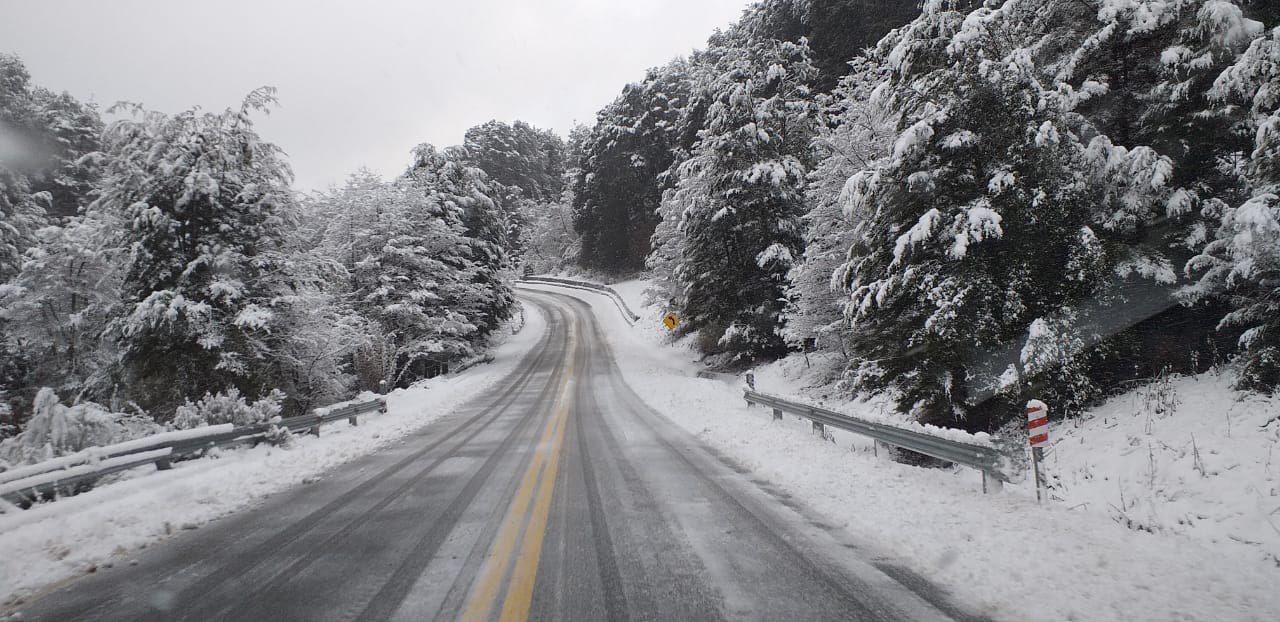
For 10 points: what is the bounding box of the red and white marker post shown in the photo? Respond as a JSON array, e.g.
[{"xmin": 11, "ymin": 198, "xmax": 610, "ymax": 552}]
[{"xmin": 1026, "ymin": 400, "xmax": 1049, "ymax": 502}]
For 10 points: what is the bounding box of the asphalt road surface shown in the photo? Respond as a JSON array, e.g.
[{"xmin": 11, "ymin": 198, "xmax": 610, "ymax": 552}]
[{"xmin": 15, "ymin": 289, "xmax": 984, "ymax": 622}]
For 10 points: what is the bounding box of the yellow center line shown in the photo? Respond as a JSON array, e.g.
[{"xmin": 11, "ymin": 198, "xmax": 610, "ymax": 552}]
[
  {"xmin": 461, "ymin": 325, "xmax": 576, "ymax": 622},
  {"xmin": 498, "ymin": 395, "xmax": 571, "ymax": 622}
]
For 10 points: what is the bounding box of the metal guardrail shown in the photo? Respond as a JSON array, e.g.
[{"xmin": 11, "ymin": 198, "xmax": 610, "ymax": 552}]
[
  {"xmin": 517, "ymin": 276, "xmax": 640, "ymax": 324},
  {"xmin": 0, "ymin": 448, "xmax": 175, "ymax": 504},
  {"xmin": 0, "ymin": 397, "xmax": 386, "ymax": 507},
  {"xmin": 0, "ymin": 425, "xmax": 237, "ymax": 487},
  {"xmin": 744, "ymin": 390, "xmax": 1010, "ymax": 491}
]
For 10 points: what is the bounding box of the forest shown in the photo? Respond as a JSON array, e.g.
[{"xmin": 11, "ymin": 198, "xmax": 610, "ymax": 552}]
[
  {"xmin": 2, "ymin": 0, "xmax": 1279, "ymax": 463},
  {"xmin": 559, "ymin": 0, "xmax": 1280, "ymax": 433}
]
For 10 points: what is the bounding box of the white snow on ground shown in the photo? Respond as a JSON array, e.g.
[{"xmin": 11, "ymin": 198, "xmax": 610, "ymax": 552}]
[
  {"xmin": 1048, "ymin": 371, "xmax": 1280, "ymax": 562},
  {"xmin": 523, "ymin": 278, "xmax": 1280, "ymax": 622},
  {"xmin": 0, "ymin": 304, "xmax": 546, "ymax": 608}
]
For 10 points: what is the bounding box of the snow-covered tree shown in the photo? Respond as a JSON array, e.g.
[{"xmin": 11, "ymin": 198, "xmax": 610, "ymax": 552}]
[
  {"xmin": 784, "ymin": 58, "xmax": 895, "ymax": 353},
  {"xmin": 0, "ymin": 213, "xmax": 121, "ymax": 400},
  {"xmin": 1186, "ymin": 18, "xmax": 1280, "ymax": 391},
  {"xmin": 0, "ymin": 54, "xmax": 49, "ymax": 284},
  {"xmin": 0, "ymin": 53, "xmax": 101, "ymax": 235},
  {"xmin": 407, "ymin": 144, "xmax": 515, "ymax": 340},
  {"xmin": 26, "ymin": 88, "xmax": 103, "ymax": 218},
  {"xmin": 664, "ymin": 37, "xmax": 819, "ymax": 359},
  {"xmin": 0, "ymin": 170, "xmax": 44, "ymax": 286},
  {"xmin": 92, "ymin": 88, "xmax": 298, "ymax": 415},
  {"xmin": 519, "ymin": 196, "xmax": 580, "ymax": 274},
  {"xmin": 462, "ymin": 120, "xmax": 566, "ymax": 203},
  {"xmin": 575, "ymin": 59, "xmax": 694, "ymax": 275},
  {"xmin": 834, "ymin": 0, "xmax": 1195, "ymax": 425},
  {"xmin": 2, "ymin": 54, "xmax": 104, "ymax": 424},
  {"xmin": 315, "ymin": 170, "xmax": 484, "ymax": 391}
]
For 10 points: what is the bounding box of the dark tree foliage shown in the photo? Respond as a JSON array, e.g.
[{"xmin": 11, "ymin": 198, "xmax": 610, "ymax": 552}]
[
  {"xmin": 573, "ymin": 60, "xmax": 692, "ymax": 275},
  {"xmin": 663, "ymin": 38, "xmax": 819, "ymax": 360},
  {"xmin": 735, "ymin": 0, "xmax": 922, "ymax": 90},
  {"xmin": 571, "ymin": 0, "xmax": 919, "ymax": 277},
  {"xmin": 462, "ymin": 120, "xmax": 566, "ymax": 203}
]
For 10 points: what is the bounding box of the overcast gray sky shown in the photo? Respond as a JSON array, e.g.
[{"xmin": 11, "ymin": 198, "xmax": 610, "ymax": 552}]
[{"xmin": 0, "ymin": 0, "xmax": 752, "ymax": 190}]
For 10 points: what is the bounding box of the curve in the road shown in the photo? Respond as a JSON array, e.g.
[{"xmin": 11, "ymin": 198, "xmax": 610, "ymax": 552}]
[{"xmin": 13, "ymin": 290, "xmax": 988, "ymax": 622}]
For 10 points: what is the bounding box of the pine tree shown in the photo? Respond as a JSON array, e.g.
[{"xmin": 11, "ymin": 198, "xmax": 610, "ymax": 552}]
[
  {"xmin": 665, "ymin": 37, "xmax": 819, "ymax": 359},
  {"xmin": 1187, "ymin": 17, "xmax": 1280, "ymax": 391},
  {"xmin": 574, "ymin": 59, "xmax": 693, "ymax": 275},
  {"xmin": 835, "ymin": 0, "xmax": 1188, "ymax": 425}
]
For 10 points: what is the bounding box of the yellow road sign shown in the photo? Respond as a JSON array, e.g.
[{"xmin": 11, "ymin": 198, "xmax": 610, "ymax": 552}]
[{"xmin": 662, "ymin": 312, "xmax": 680, "ymax": 330}]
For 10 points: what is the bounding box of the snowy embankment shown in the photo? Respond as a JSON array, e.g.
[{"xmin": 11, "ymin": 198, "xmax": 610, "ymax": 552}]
[
  {"xmin": 0, "ymin": 304, "xmax": 546, "ymax": 608},
  {"xmin": 524, "ymin": 278, "xmax": 1280, "ymax": 622}
]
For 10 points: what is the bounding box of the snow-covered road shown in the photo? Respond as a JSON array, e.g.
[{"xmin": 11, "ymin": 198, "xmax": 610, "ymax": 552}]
[
  {"xmin": 9, "ymin": 280, "xmax": 1277, "ymax": 622},
  {"xmin": 529, "ymin": 278, "xmax": 1280, "ymax": 622},
  {"xmin": 9, "ymin": 288, "xmax": 974, "ymax": 621}
]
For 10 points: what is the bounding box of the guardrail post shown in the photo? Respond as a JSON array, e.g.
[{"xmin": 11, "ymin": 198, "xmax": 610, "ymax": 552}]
[
  {"xmin": 156, "ymin": 456, "xmax": 172, "ymax": 471},
  {"xmin": 982, "ymin": 470, "xmax": 1002, "ymax": 493},
  {"xmin": 772, "ymin": 407, "xmax": 783, "ymax": 421},
  {"xmin": 310, "ymin": 418, "xmax": 321, "ymax": 437},
  {"xmin": 348, "ymin": 413, "xmax": 359, "ymax": 427}
]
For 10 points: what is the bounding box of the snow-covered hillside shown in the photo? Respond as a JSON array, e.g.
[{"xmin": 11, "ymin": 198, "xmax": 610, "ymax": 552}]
[{"xmin": 1048, "ymin": 371, "xmax": 1279, "ymax": 562}]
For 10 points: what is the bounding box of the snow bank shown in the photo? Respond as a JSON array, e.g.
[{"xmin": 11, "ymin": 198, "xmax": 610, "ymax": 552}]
[
  {"xmin": 526, "ymin": 279, "xmax": 1280, "ymax": 622},
  {"xmin": 1047, "ymin": 370, "xmax": 1280, "ymax": 562},
  {"xmin": 0, "ymin": 304, "xmax": 546, "ymax": 607}
]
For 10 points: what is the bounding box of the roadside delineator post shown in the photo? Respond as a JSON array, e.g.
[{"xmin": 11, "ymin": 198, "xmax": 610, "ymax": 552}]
[{"xmin": 1026, "ymin": 399, "xmax": 1049, "ymax": 503}]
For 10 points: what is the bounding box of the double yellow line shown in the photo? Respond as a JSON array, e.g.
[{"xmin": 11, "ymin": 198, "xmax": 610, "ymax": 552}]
[{"xmin": 462, "ymin": 329, "xmax": 576, "ymax": 622}]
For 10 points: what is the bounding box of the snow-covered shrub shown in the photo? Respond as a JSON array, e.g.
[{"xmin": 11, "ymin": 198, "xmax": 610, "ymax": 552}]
[
  {"xmin": 0, "ymin": 388, "xmax": 159, "ymax": 466},
  {"xmin": 171, "ymin": 388, "xmax": 285, "ymax": 430},
  {"xmin": 0, "ymin": 399, "xmax": 14, "ymax": 441},
  {"xmin": 262, "ymin": 423, "xmax": 295, "ymax": 449}
]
